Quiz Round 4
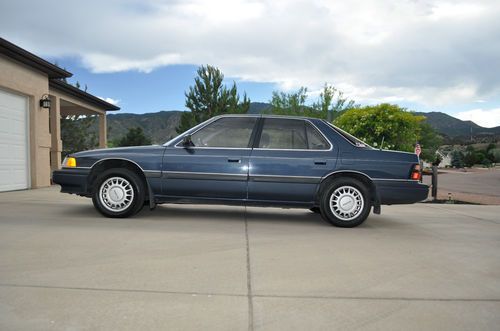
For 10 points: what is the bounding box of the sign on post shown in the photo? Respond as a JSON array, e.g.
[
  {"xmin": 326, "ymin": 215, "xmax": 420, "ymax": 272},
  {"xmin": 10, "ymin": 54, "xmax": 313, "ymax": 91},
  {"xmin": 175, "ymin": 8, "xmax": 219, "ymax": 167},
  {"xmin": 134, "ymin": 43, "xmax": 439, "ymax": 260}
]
[{"xmin": 414, "ymin": 143, "xmax": 421, "ymax": 157}]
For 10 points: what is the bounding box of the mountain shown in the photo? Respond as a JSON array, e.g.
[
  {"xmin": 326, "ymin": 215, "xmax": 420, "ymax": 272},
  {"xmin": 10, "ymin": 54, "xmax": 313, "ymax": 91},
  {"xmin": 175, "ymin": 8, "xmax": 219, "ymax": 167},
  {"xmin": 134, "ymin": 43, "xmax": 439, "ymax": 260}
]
[
  {"xmin": 105, "ymin": 103, "xmax": 272, "ymax": 144},
  {"xmin": 102, "ymin": 104, "xmax": 499, "ymax": 145},
  {"xmin": 107, "ymin": 111, "xmax": 182, "ymax": 144},
  {"xmin": 248, "ymin": 102, "xmax": 271, "ymax": 114},
  {"xmin": 415, "ymin": 111, "xmax": 500, "ymax": 139}
]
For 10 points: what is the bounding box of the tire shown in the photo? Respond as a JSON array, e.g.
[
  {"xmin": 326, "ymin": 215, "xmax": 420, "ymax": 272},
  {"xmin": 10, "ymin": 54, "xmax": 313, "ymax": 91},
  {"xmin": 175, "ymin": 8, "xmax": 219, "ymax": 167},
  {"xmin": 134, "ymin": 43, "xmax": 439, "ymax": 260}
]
[
  {"xmin": 319, "ymin": 178, "xmax": 371, "ymax": 228},
  {"xmin": 92, "ymin": 168, "xmax": 146, "ymax": 218},
  {"xmin": 309, "ymin": 207, "xmax": 321, "ymax": 214}
]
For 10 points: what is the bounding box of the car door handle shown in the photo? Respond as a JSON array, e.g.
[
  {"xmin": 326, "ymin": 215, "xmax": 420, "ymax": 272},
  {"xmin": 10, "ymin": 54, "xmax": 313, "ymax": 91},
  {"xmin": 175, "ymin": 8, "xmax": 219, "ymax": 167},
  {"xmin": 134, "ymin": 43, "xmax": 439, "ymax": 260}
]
[
  {"xmin": 228, "ymin": 158, "xmax": 241, "ymax": 163},
  {"xmin": 314, "ymin": 160, "xmax": 327, "ymax": 165}
]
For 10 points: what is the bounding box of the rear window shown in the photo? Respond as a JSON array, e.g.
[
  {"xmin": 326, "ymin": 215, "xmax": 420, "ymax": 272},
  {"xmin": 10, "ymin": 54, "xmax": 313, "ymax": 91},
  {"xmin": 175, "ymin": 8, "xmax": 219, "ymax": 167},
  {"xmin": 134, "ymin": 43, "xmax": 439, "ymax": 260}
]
[{"xmin": 324, "ymin": 121, "xmax": 373, "ymax": 148}]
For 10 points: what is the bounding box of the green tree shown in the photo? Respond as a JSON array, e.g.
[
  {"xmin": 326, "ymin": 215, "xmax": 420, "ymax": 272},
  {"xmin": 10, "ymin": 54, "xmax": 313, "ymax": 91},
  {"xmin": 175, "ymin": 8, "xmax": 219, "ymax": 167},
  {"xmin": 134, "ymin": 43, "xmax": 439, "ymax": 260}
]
[
  {"xmin": 493, "ymin": 149, "xmax": 500, "ymax": 163},
  {"xmin": 418, "ymin": 123, "xmax": 443, "ymax": 162},
  {"xmin": 463, "ymin": 145, "xmax": 477, "ymax": 167},
  {"xmin": 432, "ymin": 153, "xmax": 443, "ymax": 166},
  {"xmin": 269, "ymin": 87, "xmax": 309, "ymax": 115},
  {"xmin": 115, "ymin": 127, "xmax": 152, "ymax": 147},
  {"xmin": 268, "ymin": 84, "xmax": 355, "ymax": 120},
  {"xmin": 176, "ymin": 65, "xmax": 250, "ymax": 133},
  {"xmin": 334, "ymin": 103, "xmax": 425, "ymax": 151},
  {"xmin": 450, "ymin": 150, "xmax": 464, "ymax": 168},
  {"xmin": 61, "ymin": 115, "xmax": 98, "ymax": 157},
  {"xmin": 482, "ymin": 158, "xmax": 492, "ymax": 167},
  {"xmin": 312, "ymin": 84, "xmax": 355, "ymax": 121}
]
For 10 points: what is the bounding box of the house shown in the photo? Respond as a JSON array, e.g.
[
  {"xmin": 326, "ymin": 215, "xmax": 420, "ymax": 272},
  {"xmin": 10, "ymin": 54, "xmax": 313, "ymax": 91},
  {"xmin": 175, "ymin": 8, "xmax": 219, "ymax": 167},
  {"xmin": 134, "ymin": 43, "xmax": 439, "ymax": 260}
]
[
  {"xmin": 0, "ymin": 37, "xmax": 119, "ymax": 192},
  {"xmin": 437, "ymin": 150, "xmax": 452, "ymax": 168},
  {"xmin": 422, "ymin": 150, "xmax": 452, "ymax": 168}
]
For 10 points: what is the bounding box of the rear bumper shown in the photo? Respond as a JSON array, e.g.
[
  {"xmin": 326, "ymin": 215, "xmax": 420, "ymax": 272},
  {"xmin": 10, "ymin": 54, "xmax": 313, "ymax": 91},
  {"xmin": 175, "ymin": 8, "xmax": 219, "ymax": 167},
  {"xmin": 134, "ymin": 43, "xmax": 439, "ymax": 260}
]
[
  {"xmin": 52, "ymin": 168, "xmax": 90, "ymax": 196},
  {"xmin": 374, "ymin": 180, "xmax": 429, "ymax": 205}
]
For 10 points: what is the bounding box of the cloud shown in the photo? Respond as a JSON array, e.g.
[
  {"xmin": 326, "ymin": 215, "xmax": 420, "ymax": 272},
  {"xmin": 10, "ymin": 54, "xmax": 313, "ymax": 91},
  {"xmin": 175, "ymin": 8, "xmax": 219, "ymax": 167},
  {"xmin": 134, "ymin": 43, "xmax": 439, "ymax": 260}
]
[
  {"xmin": 98, "ymin": 96, "xmax": 120, "ymax": 105},
  {"xmin": 1, "ymin": 0, "xmax": 500, "ymax": 107},
  {"xmin": 455, "ymin": 108, "xmax": 500, "ymax": 128}
]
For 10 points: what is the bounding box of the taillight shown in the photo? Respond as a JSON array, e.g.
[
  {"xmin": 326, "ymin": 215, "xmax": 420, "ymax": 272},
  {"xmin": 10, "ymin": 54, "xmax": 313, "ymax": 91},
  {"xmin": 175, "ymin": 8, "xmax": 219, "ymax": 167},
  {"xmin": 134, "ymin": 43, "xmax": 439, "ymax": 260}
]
[{"xmin": 410, "ymin": 164, "xmax": 421, "ymax": 180}]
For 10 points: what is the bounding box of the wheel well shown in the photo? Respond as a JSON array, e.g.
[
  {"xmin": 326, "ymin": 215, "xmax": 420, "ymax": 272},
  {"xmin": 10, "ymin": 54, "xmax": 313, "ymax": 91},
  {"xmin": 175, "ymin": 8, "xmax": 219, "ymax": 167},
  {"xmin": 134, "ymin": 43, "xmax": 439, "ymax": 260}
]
[
  {"xmin": 317, "ymin": 172, "xmax": 378, "ymax": 206},
  {"xmin": 87, "ymin": 159, "xmax": 149, "ymax": 198}
]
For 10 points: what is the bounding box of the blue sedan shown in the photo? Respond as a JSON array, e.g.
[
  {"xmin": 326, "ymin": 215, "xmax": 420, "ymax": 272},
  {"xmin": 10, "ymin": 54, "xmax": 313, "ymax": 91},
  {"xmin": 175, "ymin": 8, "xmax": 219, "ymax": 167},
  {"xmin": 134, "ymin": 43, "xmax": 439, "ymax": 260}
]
[{"xmin": 53, "ymin": 115, "xmax": 428, "ymax": 227}]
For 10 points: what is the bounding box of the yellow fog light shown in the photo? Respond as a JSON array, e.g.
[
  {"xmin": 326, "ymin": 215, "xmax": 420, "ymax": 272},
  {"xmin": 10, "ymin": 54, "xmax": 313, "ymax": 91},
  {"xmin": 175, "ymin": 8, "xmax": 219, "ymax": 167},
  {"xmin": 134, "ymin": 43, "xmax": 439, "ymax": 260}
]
[{"xmin": 64, "ymin": 157, "xmax": 77, "ymax": 168}]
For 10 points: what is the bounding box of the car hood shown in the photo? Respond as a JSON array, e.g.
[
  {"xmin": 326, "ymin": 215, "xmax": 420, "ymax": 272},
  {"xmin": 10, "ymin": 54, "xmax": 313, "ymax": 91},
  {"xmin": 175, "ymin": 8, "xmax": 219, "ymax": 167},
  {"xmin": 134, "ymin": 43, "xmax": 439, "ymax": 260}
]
[{"xmin": 72, "ymin": 145, "xmax": 165, "ymax": 158}]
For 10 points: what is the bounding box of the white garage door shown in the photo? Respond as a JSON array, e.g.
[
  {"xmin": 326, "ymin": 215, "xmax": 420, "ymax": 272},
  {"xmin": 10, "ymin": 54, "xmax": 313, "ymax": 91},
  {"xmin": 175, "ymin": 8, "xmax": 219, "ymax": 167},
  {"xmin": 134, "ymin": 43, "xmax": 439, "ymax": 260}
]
[{"xmin": 0, "ymin": 88, "xmax": 29, "ymax": 191}]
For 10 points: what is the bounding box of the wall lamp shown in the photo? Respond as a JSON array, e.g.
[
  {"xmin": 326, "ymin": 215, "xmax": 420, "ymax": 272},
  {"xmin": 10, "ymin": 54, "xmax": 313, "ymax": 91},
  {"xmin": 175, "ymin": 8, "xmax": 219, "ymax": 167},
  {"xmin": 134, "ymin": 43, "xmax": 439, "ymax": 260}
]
[{"xmin": 39, "ymin": 94, "xmax": 51, "ymax": 109}]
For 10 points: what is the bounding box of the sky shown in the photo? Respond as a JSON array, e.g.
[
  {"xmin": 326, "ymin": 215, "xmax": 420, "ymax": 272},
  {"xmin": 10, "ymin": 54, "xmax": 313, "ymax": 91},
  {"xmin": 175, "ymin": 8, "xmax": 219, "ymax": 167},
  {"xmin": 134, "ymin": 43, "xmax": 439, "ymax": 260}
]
[{"xmin": 1, "ymin": 0, "xmax": 500, "ymax": 127}]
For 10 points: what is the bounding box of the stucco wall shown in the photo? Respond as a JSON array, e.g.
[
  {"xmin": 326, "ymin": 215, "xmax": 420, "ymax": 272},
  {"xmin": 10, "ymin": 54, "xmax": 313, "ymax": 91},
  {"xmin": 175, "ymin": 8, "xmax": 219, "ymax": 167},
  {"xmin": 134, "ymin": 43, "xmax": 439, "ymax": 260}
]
[{"xmin": 0, "ymin": 55, "xmax": 51, "ymax": 188}]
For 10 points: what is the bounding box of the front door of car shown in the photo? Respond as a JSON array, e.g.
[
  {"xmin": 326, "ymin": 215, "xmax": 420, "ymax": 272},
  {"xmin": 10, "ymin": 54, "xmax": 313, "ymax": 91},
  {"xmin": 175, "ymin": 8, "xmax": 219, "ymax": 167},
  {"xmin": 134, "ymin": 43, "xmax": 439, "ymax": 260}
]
[
  {"xmin": 162, "ymin": 116, "xmax": 258, "ymax": 200},
  {"xmin": 248, "ymin": 118, "xmax": 336, "ymax": 203}
]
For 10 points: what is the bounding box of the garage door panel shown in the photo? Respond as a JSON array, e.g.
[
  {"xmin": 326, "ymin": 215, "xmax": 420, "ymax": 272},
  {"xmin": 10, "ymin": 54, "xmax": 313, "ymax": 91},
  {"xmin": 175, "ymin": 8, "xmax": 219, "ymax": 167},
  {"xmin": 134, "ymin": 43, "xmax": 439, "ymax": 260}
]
[
  {"xmin": 0, "ymin": 89, "xmax": 29, "ymax": 192},
  {"xmin": 0, "ymin": 112, "xmax": 26, "ymax": 135}
]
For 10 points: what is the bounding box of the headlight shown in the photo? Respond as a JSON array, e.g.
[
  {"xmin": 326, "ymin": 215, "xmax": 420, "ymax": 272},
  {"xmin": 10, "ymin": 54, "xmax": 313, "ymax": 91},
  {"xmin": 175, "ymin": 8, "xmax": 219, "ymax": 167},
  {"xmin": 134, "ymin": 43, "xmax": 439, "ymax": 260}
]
[{"xmin": 62, "ymin": 157, "xmax": 77, "ymax": 168}]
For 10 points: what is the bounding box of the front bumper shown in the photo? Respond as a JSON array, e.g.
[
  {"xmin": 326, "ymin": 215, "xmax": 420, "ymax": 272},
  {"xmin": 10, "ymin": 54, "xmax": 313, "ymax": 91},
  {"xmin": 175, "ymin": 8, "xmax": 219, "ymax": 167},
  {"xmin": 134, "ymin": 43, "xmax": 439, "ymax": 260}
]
[
  {"xmin": 52, "ymin": 168, "xmax": 90, "ymax": 196},
  {"xmin": 374, "ymin": 180, "xmax": 429, "ymax": 205}
]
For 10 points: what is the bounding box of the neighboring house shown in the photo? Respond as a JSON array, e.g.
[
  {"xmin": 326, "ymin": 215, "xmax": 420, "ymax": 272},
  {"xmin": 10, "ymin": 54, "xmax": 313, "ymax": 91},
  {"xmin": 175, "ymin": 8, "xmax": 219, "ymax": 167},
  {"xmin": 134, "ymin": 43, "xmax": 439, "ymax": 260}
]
[
  {"xmin": 422, "ymin": 150, "xmax": 452, "ymax": 168},
  {"xmin": 437, "ymin": 150, "xmax": 451, "ymax": 168},
  {"xmin": 0, "ymin": 38, "xmax": 119, "ymax": 192}
]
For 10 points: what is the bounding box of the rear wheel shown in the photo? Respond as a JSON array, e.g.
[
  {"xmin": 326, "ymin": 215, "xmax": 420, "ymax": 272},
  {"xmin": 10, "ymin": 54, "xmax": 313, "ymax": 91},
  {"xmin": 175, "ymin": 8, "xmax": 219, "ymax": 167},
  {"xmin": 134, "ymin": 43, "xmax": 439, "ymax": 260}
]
[
  {"xmin": 320, "ymin": 178, "xmax": 371, "ymax": 227},
  {"xmin": 92, "ymin": 168, "xmax": 145, "ymax": 218}
]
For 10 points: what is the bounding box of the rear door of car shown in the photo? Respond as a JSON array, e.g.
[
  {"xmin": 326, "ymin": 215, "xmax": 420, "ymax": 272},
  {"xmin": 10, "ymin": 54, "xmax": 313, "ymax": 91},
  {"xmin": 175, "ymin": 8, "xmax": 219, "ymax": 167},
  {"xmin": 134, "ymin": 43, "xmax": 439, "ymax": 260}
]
[
  {"xmin": 248, "ymin": 117, "xmax": 336, "ymax": 203},
  {"xmin": 162, "ymin": 116, "xmax": 258, "ymax": 200}
]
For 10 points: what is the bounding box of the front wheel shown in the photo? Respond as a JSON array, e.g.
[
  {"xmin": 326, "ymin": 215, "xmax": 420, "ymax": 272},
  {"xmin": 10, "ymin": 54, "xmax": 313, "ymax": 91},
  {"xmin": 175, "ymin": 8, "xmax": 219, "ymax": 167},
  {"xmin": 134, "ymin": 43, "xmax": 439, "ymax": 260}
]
[
  {"xmin": 320, "ymin": 178, "xmax": 371, "ymax": 227},
  {"xmin": 92, "ymin": 168, "xmax": 145, "ymax": 218}
]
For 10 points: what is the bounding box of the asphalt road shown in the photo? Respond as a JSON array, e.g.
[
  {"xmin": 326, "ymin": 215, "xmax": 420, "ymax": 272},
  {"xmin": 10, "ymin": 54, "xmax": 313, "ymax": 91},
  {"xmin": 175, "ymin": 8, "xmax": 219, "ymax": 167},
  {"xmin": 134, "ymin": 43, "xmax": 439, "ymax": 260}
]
[
  {"xmin": 423, "ymin": 168, "xmax": 500, "ymax": 204},
  {"xmin": 1, "ymin": 187, "xmax": 499, "ymax": 330}
]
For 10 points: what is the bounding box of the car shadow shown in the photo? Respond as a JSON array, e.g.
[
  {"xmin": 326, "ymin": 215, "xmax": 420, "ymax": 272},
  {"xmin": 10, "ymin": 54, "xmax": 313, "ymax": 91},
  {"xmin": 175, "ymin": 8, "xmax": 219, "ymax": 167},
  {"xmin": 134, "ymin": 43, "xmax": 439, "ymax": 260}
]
[
  {"xmin": 137, "ymin": 205, "xmax": 330, "ymax": 227},
  {"xmin": 58, "ymin": 204, "xmax": 403, "ymax": 229},
  {"xmin": 137, "ymin": 204, "xmax": 245, "ymax": 222}
]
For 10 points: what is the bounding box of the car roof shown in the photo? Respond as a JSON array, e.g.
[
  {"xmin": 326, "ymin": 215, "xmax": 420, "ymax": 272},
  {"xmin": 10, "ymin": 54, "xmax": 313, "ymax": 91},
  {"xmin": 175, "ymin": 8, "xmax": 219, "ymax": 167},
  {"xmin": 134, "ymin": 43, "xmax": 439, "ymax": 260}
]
[{"xmin": 215, "ymin": 113, "xmax": 321, "ymax": 121}]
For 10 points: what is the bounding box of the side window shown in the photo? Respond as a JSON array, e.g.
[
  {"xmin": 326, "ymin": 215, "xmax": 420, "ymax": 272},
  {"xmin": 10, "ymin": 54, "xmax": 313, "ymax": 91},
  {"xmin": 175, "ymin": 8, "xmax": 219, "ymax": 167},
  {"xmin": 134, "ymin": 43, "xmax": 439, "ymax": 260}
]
[
  {"xmin": 306, "ymin": 122, "xmax": 330, "ymax": 150},
  {"xmin": 258, "ymin": 118, "xmax": 330, "ymax": 150},
  {"xmin": 258, "ymin": 118, "xmax": 308, "ymax": 149},
  {"xmin": 190, "ymin": 117, "xmax": 257, "ymax": 148}
]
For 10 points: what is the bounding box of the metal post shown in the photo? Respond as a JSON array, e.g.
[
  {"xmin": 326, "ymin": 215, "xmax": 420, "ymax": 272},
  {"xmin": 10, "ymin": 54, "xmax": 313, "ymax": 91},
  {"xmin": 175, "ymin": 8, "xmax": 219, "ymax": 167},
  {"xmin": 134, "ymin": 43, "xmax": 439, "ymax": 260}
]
[{"xmin": 431, "ymin": 165, "xmax": 438, "ymax": 201}]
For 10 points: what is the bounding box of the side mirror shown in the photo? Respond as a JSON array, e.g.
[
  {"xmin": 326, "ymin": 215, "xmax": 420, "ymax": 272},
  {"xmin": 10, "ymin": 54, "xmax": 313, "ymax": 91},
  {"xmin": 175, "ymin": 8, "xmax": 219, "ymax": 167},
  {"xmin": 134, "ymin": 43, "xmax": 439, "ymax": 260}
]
[{"xmin": 181, "ymin": 134, "xmax": 194, "ymax": 148}]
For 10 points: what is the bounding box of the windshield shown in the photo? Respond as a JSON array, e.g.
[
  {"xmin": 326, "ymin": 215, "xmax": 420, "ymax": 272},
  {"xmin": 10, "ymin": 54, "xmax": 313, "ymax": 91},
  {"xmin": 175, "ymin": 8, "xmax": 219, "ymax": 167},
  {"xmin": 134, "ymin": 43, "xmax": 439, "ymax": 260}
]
[{"xmin": 324, "ymin": 121, "xmax": 373, "ymax": 148}]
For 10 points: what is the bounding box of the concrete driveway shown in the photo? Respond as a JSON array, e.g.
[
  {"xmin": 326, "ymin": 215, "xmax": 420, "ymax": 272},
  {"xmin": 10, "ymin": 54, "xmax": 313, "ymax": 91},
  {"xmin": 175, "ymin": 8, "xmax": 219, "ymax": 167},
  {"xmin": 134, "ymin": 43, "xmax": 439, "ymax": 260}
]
[{"xmin": 0, "ymin": 187, "xmax": 499, "ymax": 330}]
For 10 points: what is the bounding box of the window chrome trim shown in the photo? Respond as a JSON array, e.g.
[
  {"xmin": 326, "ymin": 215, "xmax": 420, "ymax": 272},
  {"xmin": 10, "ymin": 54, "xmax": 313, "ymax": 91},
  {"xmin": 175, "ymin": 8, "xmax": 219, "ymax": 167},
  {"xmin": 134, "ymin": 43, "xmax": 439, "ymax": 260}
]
[{"xmin": 168, "ymin": 115, "xmax": 333, "ymax": 152}]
